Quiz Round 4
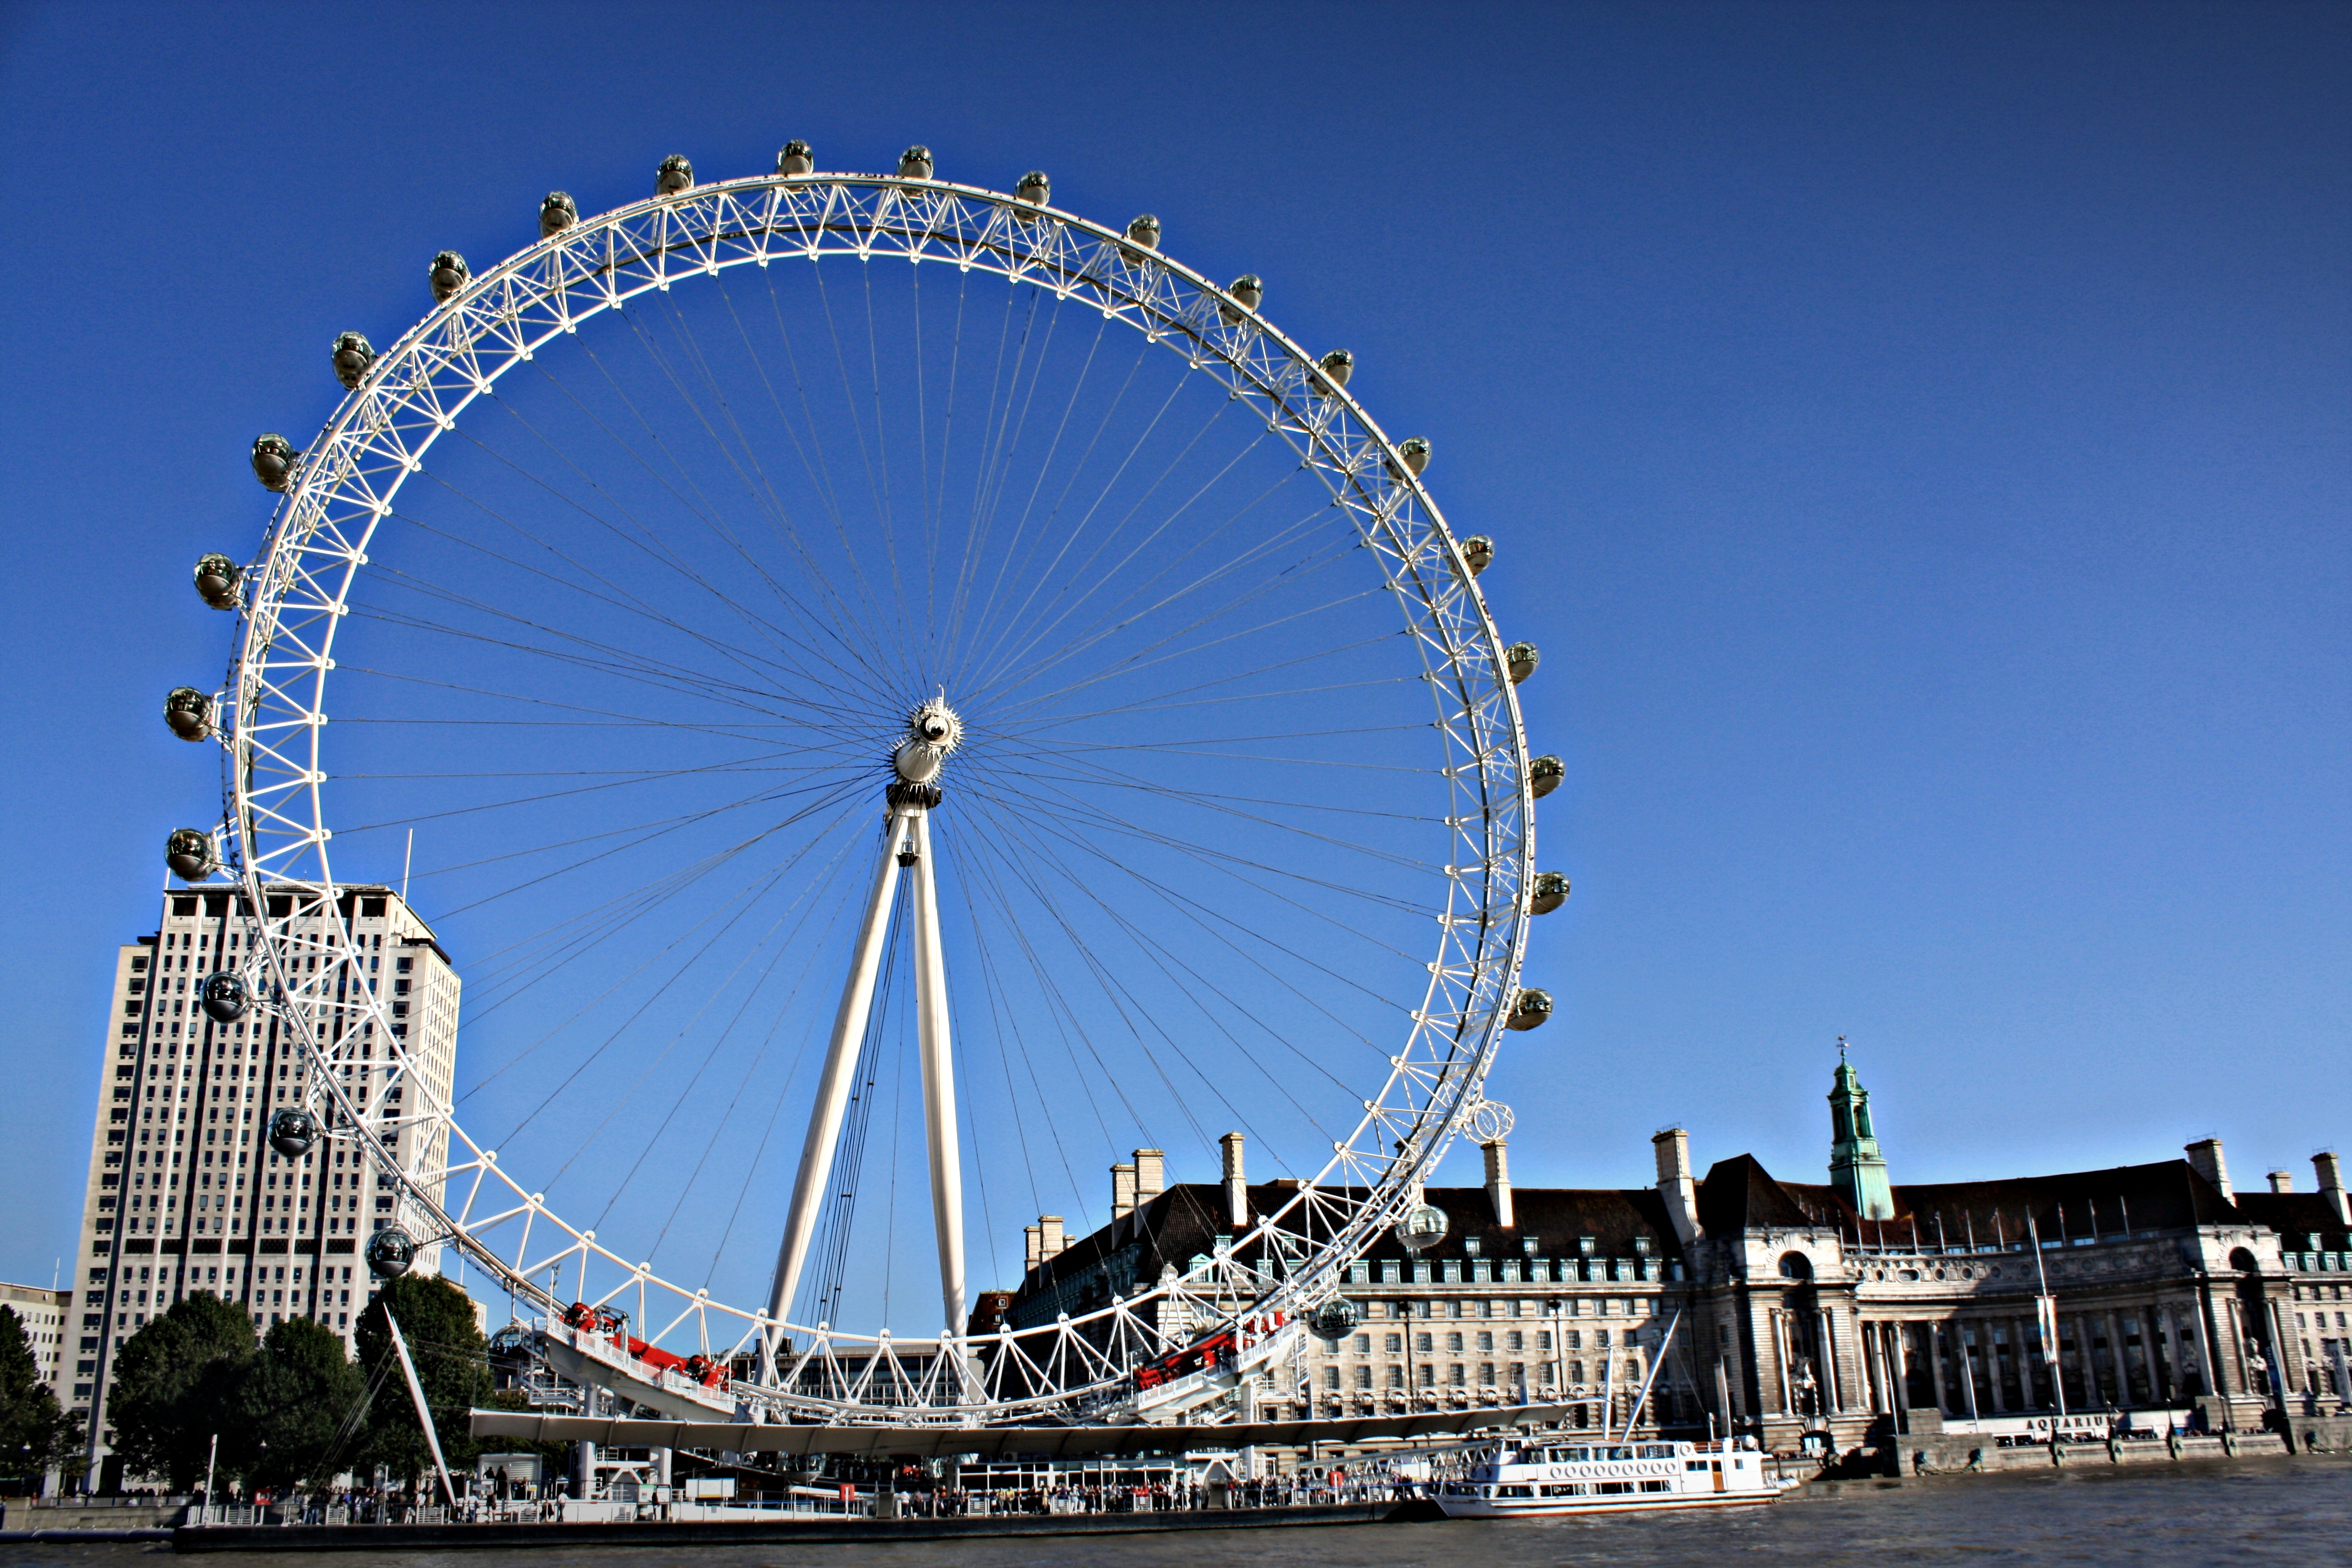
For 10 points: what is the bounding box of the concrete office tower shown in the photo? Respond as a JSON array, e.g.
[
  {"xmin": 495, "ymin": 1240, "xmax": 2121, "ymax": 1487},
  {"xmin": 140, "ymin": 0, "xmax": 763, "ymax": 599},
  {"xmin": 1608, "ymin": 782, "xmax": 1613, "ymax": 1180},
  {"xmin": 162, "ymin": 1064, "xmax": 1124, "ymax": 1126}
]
[{"xmin": 64, "ymin": 883, "xmax": 460, "ymax": 1486}]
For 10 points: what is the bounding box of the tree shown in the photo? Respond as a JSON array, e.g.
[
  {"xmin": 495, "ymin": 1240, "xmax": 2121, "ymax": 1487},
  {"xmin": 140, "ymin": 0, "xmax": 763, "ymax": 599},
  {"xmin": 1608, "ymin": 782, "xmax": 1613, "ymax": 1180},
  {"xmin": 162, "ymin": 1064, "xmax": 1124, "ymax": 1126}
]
[
  {"xmin": 0, "ymin": 1305, "xmax": 81, "ymax": 1490},
  {"xmin": 107, "ymin": 1293, "xmax": 254, "ymax": 1491},
  {"xmin": 226, "ymin": 1316, "xmax": 365, "ymax": 1492},
  {"xmin": 354, "ymin": 1275, "xmax": 490, "ymax": 1487}
]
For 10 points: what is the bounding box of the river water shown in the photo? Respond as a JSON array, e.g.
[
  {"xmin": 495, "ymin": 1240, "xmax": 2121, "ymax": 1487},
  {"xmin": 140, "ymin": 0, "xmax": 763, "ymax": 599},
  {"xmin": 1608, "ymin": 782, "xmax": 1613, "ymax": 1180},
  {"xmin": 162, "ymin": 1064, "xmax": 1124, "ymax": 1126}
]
[{"xmin": 6, "ymin": 1457, "xmax": 2348, "ymax": 1567}]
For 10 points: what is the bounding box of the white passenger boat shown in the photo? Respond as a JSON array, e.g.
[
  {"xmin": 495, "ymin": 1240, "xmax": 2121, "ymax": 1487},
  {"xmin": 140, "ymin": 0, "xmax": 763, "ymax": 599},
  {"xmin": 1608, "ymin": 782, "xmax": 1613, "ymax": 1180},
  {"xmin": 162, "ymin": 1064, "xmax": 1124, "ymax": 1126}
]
[{"xmin": 1425, "ymin": 1437, "xmax": 1795, "ymax": 1517}]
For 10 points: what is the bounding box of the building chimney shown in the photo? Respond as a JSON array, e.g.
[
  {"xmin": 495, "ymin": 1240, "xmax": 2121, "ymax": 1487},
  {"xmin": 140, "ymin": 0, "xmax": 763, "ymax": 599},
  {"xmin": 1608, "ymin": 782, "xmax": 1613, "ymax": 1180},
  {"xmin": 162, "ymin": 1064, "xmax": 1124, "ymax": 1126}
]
[
  {"xmin": 2315, "ymin": 1151, "xmax": 2349, "ymax": 1225},
  {"xmin": 2185, "ymin": 1138, "xmax": 2233, "ymax": 1202},
  {"xmin": 1653, "ymin": 1126, "xmax": 1702, "ymax": 1246},
  {"xmin": 1025, "ymin": 1222, "xmax": 1042, "ymax": 1271},
  {"xmin": 1110, "ymin": 1162, "xmax": 1137, "ymax": 1220},
  {"xmin": 1134, "ymin": 1148, "xmax": 1166, "ymax": 1205},
  {"xmin": 2267, "ymin": 1169, "xmax": 2294, "ymax": 1194},
  {"xmin": 1221, "ymin": 1132, "xmax": 1248, "ymax": 1229},
  {"xmin": 1039, "ymin": 1215, "xmax": 1065, "ymax": 1261},
  {"xmin": 1483, "ymin": 1140, "xmax": 1515, "ymax": 1230}
]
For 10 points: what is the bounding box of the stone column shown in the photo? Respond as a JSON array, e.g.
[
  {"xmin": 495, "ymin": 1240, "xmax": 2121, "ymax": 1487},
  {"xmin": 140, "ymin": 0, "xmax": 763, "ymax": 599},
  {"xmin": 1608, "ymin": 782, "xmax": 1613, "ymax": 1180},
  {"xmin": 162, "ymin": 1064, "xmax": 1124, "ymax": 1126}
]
[
  {"xmin": 1817, "ymin": 1309, "xmax": 1843, "ymax": 1411},
  {"xmin": 2108, "ymin": 1309, "xmax": 2135, "ymax": 1406},
  {"xmin": 1994, "ymin": 1316, "xmax": 2013, "ymax": 1419},
  {"xmin": 1929, "ymin": 1321, "xmax": 1950, "ymax": 1413},
  {"xmin": 1872, "ymin": 1316, "xmax": 1891, "ymax": 1419}
]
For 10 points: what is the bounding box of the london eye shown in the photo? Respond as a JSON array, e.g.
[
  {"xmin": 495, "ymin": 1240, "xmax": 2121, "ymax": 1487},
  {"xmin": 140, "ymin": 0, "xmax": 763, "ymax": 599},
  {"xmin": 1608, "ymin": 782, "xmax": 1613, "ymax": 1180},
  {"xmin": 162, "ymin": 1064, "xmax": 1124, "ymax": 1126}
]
[{"xmin": 161, "ymin": 142, "xmax": 1557, "ymax": 1428}]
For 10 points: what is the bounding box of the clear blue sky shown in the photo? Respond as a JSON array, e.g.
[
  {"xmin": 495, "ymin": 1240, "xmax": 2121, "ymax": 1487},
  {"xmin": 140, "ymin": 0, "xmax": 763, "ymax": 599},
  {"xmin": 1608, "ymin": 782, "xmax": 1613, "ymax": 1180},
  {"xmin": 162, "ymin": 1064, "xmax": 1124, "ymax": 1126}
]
[{"xmin": 1, "ymin": 2, "xmax": 2344, "ymax": 1297}]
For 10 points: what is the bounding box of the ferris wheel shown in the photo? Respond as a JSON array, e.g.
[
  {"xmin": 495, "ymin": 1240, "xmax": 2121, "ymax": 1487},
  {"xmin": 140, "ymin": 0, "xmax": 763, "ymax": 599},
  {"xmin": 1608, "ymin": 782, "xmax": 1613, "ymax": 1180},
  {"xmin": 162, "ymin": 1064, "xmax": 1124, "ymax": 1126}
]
[{"xmin": 160, "ymin": 142, "xmax": 1564, "ymax": 1427}]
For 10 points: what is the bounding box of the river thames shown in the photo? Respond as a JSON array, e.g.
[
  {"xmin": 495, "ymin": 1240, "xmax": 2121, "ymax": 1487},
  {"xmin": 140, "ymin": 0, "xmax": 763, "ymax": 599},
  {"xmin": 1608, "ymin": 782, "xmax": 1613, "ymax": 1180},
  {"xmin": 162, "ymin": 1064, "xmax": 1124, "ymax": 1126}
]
[{"xmin": 6, "ymin": 1458, "xmax": 2348, "ymax": 1566}]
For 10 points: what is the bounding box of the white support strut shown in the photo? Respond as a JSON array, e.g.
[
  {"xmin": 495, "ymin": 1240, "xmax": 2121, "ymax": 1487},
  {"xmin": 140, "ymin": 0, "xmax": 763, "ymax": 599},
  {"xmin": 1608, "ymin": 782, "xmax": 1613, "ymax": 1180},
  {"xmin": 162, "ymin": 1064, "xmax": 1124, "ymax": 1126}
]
[
  {"xmin": 765, "ymin": 801, "xmax": 914, "ymax": 1354},
  {"xmin": 910, "ymin": 807, "xmax": 967, "ymax": 1337}
]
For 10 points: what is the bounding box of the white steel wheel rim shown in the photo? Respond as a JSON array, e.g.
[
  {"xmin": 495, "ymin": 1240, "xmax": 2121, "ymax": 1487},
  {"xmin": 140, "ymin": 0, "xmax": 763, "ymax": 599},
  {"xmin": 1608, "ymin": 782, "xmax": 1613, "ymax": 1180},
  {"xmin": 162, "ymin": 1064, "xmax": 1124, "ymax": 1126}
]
[{"xmin": 210, "ymin": 170, "xmax": 1538, "ymax": 1424}]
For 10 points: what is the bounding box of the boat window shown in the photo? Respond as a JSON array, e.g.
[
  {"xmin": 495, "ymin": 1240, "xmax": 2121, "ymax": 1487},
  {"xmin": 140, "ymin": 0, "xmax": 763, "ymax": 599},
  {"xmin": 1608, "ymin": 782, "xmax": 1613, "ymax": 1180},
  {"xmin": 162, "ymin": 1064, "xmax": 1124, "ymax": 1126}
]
[{"xmin": 1606, "ymin": 1446, "xmax": 1635, "ymax": 1461}]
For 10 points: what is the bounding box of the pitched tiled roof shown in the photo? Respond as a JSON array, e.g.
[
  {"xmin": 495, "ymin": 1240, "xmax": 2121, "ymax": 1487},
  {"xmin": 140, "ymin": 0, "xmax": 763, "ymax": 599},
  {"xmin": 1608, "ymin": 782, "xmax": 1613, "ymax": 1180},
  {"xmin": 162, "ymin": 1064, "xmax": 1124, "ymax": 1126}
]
[{"xmin": 2231, "ymin": 1191, "xmax": 2352, "ymax": 1245}]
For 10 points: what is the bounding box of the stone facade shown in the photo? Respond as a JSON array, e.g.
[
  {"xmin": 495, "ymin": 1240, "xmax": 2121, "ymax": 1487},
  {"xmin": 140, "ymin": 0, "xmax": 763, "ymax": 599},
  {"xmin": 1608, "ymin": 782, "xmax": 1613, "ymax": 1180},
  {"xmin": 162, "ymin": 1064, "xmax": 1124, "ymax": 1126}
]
[
  {"xmin": 1009, "ymin": 1061, "xmax": 2349, "ymax": 1451},
  {"xmin": 64, "ymin": 884, "xmax": 460, "ymax": 1482}
]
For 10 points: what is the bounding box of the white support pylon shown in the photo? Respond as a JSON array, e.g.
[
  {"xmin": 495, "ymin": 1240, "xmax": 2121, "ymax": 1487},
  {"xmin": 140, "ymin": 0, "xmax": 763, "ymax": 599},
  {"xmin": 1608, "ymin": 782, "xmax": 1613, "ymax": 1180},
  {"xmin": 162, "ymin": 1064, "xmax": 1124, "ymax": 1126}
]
[
  {"xmin": 764, "ymin": 801, "xmax": 913, "ymax": 1363},
  {"xmin": 910, "ymin": 807, "xmax": 967, "ymax": 1336},
  {"xmin": 764, "ymin": 701, "xmax": 968, "ymax": 1375}
]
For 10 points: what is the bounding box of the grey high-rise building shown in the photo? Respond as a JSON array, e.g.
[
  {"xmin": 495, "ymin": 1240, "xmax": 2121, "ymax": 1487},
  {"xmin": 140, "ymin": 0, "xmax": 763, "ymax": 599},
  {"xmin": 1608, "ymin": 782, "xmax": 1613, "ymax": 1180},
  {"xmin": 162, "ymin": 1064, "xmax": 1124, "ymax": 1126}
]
[{"xmin": 65, "ymin": 883, "xmax": 459, "ymax": 1483}]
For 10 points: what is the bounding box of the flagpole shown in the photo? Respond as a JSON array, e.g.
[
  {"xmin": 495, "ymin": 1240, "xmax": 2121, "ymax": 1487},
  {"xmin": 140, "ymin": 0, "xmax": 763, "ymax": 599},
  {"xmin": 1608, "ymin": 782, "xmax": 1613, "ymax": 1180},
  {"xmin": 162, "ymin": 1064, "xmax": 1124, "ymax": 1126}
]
[{"xmin": 2029, "ymin": 1213, "xmax": 2067, "ymax": 1424}]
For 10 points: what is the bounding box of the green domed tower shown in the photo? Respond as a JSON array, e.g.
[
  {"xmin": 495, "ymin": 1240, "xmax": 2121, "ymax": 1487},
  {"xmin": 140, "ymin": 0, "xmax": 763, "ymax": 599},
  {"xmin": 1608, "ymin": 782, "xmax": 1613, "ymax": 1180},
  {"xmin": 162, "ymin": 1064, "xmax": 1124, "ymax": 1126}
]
[{"xmin": 1828, "ymin": 1040, "xmax": 1895, "ymax": 1219}]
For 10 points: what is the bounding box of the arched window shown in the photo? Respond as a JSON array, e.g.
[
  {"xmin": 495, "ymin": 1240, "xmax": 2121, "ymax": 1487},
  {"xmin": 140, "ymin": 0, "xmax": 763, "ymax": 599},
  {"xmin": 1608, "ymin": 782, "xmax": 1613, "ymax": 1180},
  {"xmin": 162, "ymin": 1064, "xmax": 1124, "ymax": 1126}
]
[
  {"xmin": 2229, "ymin": 1247, "xmax": 2259, "ymax": 1273},
  {"xmin": 1779, "ymin": 1251, "xmax": 1813, "ymax": 1281}
]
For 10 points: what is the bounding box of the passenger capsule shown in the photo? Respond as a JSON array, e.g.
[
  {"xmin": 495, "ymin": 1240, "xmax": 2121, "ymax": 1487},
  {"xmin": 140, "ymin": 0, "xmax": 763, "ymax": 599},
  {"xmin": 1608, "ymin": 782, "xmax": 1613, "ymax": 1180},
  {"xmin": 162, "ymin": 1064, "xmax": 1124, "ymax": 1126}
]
[
  {"xmin": 192, "ymin": 552, "xmax": 241, "ymax": 610},
  {"xmin": 898, "ymin": 145, "xmax": 933, "ymax": 180},
  {"xmin": 1219, "ymin": 274, "xmax": 1262, "ymax": 324},
  {"xmin": 656, "ymin": 154, "xmax": 694, "ymax": 195},
  {"xmin": 1457, "ymin": 535, "xmax": 1495, "ymax": 577},
  {"xmin": 428, "ymin": 250, "xmax": 470, "ymax": 304},
  {"xmin": 1533, "ymin": 869, "xmax": 1571, "ymax": 921},
  {"xmin": 250, "ymin": 434, "xmax": 298, "ymax": 492},
  {"xmin": 1528, "ymin": 870, "xmax": 1570, "ymax": 915},
  {"xmin": 540, "ymin": 190, "xmax": 578, "ymax": 237},
  {"xmin": 1393, "ymin": 1202, "xmax": 1449, "ymax": 1253},
  {"xmin": 268, "ymin": 1106, "xmax": 319, "ymax": 1159},
  {"xmin": 1015, "ymin": 170, "xmax": 1050, "ymax": 205},
  {"xmin": 166, "ymin": 827, "xmax": 218, "ymax": 881},
  {"xmin": 777, "ymin": 140, "xmax": 815, "ymax": 177},
  {"xmin": 1504, "ymin": 641, "xmax": 1539, "ymax": 684},
  {"xmin": 1527, "ymin": 754, "xmax": 1564, "ymax": 799},
  {"xmin": 1507, "ymin": 987, "xmax": 1554, "ymax": 1031},
  {"xmin": 366, "ymin": 1225, "xmax": 417, "ymax": 1279},
  {"xmin": 1309, "ymin": 1297, "xmax": 1362, "ymax": 1341},
  {"xmin": 198, "ymin": 970, "xmax": 249, "ymax": 1023},
  {"xmin": 1126, "ymin": 214, "xmax": 1161, "ymax": 249},
  {"xmin": 329, "ymin": 331, "xmax": 375, "ymax": 391},
  {"xmin": 1316, "ymin": 349, "xmax": 1353, "ymax": 390},
  {"xmin": 1385, "ymin": 437, "xmax": 1430, "ymax": 480},
  {"xmin": 164, "ymin": 687, "xmax": 213, "ymax": 742}
]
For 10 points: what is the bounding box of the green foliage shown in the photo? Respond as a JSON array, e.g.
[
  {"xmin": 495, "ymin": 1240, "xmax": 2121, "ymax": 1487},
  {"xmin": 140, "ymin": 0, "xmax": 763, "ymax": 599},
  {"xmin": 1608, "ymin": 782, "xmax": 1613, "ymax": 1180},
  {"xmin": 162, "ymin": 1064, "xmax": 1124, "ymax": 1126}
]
[
  {"xmin": 354, "ymin": 1275, "xmax": 490, "ymax": 1484},
  {"xmin": 0, "ymin": 1305, "xmax": 82, "ymax": 1483},
  {"xmin": 106, "ymin": 1292, "xmax": 254, "ymax": 1491},
  {"xmin": 226, "ymin": 1316, "xmax": 366, "ymax": 1491}
]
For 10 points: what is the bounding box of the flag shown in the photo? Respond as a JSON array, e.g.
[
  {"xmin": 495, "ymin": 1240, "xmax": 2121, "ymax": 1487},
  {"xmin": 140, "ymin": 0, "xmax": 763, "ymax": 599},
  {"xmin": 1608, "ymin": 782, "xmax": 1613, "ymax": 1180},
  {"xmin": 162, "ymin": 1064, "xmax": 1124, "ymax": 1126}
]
[{"xmin": 2034, "ymin": 1295, "xmax": 2060, "ymax": 1367}]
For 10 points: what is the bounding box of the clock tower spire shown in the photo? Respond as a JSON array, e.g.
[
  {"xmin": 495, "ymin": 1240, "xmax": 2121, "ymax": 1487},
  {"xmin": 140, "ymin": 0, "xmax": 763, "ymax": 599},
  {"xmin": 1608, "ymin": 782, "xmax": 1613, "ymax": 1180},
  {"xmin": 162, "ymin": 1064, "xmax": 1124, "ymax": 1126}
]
[{"xmin": 1828, "ymin": 1038, "xmax": 1896, "ymax": 1219}]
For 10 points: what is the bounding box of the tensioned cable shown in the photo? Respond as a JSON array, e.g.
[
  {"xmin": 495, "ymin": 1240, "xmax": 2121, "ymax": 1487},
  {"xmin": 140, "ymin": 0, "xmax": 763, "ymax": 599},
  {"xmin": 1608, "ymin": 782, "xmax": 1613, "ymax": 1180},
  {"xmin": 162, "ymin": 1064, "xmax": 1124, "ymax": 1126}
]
[
  {"xmin": 586, "ymin": 821, "xmax": 867, "ymax": 1229},
  {"xmin": 954, "ymin": 801, "xmax": 1310, "ymax": 1161},
  {"xmin": 959, "ymin": 770, "xmax": 1413, "ymax": 1074},
  {"xmin": 652, "ymin": 864, "xmax": 863, "ymax": 1264},
  {"xmin": 631, "ymin": 278, "xmax": 919, "ymax": 677},
  {"xmin": 801, "ymin": 892, "xmax": 909, "ymax": 1328}
]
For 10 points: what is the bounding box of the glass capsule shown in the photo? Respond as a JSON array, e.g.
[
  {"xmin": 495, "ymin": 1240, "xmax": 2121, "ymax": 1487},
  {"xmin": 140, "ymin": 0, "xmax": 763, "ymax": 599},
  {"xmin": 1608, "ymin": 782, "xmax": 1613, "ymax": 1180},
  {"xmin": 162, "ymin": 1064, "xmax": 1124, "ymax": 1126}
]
[
  {"xmin": 249, "ymin": 434, "xmax": 297, "ymax": 492},
  {"xmin": 165, "ymin": 827, "xmax": 217, "ymax": 881},
  {"xmin": 268, "ymin": 1107, "xmax": 318, "ymax": 1159},
  {"xmin": 366, "ymin": 1225, "xmax": 416, "ymax": 1279},
  {"xmin": 656, "ymin": 154, "xmax": 694, "ymax": 195},
  {"xmin": 199, "ymin": 970, "xmax": 248, "ymax": 1023},
  {"xmin": 429, "ymin": 251, "xmax": 470, "ymax": 304},
  {"xmin": 192, "ymin": 552, "xmax": 241, "ymax": 610},
  {"xmin": 164, "ymin": 687, "xmax": 213, "ymax": 742}
]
